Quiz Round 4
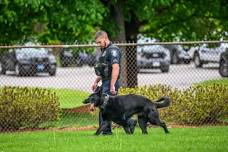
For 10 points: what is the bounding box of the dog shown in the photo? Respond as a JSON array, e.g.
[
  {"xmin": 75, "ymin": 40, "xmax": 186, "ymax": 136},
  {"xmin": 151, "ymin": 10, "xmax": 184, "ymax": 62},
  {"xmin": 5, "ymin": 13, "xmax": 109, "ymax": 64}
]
[{"xmin": 83, "ymin": 86, "xmax": 171, "ymax": 135}]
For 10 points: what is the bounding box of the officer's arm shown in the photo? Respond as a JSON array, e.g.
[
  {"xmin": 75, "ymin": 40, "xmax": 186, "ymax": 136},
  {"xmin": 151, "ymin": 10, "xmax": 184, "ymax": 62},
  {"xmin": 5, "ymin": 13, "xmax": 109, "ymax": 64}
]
[
  {"xmin": 94, "ymin": 76, "xmax": 102, "ymax": 84},
  {"xmin": 92, "ymin": 76, "xmax": 102, "ymax": 91},
  {"xmin": 111, "ymin": 64, "xmax": 119, "ymax": 87}
]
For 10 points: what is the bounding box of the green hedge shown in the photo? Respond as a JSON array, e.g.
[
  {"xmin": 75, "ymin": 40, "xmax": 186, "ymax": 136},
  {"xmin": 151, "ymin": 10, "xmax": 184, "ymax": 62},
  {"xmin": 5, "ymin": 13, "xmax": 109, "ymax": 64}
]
[
  {"xmin": 0, "ymin": 86, "xmax": 60, "ymax": 130},
  {"xmin": 120, "ymin": 84, "xmax": 228, "ymax": 125}
]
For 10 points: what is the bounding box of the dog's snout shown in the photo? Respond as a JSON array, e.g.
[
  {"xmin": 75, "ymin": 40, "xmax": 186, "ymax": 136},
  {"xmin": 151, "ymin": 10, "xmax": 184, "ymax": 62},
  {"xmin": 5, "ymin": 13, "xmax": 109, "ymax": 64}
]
[{"xmin": 83, "ymin": 98, "xmax": 90, "ymax": 104}]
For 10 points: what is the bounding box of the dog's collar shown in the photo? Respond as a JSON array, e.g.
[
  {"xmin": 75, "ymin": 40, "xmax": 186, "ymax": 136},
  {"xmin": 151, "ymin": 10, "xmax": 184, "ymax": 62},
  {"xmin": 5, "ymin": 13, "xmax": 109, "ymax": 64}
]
[{"xmin": 100, "ymin": 94, "xmax": 110, "ymax": 109}]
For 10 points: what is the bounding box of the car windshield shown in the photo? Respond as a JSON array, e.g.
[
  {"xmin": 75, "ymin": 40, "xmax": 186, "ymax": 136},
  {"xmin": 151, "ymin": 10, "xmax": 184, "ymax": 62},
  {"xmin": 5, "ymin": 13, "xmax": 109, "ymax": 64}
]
[{"xmin": 16, "ymin": 48, "xmax": 48, "ymax": 58}]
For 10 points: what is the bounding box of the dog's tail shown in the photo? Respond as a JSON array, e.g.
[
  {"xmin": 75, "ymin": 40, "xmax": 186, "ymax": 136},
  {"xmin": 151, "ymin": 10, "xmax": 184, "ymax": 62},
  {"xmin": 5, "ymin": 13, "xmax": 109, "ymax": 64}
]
[{"xmin": 154, "ymin": 96, "xmax": 171, "ymax": 108}]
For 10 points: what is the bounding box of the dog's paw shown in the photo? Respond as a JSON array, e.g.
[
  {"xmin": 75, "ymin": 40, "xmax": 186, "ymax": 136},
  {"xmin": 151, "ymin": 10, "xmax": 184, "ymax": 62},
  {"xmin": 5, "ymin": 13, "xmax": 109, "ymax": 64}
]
[
  {"xmin": 94, "ymin": 133, "xmax": 99, "ymax": 136},
  {"xmin": 130, "ymin": 120, "xmax": 137, "ymax": 134}
]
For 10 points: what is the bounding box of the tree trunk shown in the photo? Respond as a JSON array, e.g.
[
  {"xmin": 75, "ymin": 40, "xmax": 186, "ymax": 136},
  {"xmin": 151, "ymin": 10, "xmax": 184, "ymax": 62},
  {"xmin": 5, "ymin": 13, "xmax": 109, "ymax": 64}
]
[
  {"xmin": 124, "ymin": 12, "xmax": 140, "ymax": 87},
  {"xmin": 112, "ymin": 0, "xmax": 128, "ymax": 87},
  {"xmin": 105, "ymin": 0, "xmax": 140, "ymax": 87}
]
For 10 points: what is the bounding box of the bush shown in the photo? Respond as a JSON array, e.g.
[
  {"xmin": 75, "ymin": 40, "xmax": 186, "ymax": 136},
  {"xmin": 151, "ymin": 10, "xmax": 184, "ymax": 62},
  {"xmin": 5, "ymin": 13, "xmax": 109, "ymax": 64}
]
[
  {"xmin": 0, "ymin": 86, "xmax": 60, "ymax": 130},
  {"xmin": 119, "ymin": 84, "xmax": 228, "ymax": 125}
]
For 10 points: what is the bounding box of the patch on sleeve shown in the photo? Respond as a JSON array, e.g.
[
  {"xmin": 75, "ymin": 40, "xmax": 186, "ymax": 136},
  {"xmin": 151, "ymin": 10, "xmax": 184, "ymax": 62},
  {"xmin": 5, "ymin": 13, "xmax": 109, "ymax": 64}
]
[
  {"xmin": 111, "ymin": 50, "xmax": 118, "ymax": 57},
  {"xmin": 112, "ymin": 59, "xmax": 118, "ymax": 63}
]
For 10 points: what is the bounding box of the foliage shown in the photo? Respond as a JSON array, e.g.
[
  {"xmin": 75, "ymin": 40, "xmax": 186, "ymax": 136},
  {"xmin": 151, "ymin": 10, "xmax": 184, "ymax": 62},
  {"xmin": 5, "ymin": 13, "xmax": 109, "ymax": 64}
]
[
  {"xmin": 164, "ymin": 84, "xmax": 228, "ymax": 124},
  {"xmin": 120, "ymin": 84, "xmax": 228, "ymax": 125},
  {"xmin": 101, "ymin": 0, "xmax": 228, "ymax": 41},
  {"xmin": 0, "ymin": 86, "xmax": 60, "ymax": 129},
  {"xmin": 0, "ymin": 0, "xmax": 105, "ymax": 44},
  {"xmin": 143, "ymin": 0, "xmax": 228, "ymax": 41},
  {"xmin": 1, "ymin": 0, "xmax": 227, "ymax": 44}
]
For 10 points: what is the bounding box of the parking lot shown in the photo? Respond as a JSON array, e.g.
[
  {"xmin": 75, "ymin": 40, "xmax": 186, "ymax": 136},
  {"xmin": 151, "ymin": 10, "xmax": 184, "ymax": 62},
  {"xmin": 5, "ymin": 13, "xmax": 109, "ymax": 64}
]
[{"xmin": 0, "ymin": 63, "xmax": 222, "ymax": 92}]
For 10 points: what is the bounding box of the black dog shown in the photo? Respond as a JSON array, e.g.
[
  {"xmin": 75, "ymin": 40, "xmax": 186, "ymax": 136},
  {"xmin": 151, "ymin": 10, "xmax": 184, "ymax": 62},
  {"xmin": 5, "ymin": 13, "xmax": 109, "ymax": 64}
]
[{"xmin": 83, "ymin": 87, "xmax": 171, "ymax": 135}]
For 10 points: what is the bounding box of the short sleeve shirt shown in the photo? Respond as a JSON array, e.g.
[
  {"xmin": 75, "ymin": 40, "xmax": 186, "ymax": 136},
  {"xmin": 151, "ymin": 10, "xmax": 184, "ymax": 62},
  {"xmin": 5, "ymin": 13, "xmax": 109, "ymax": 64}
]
[{"xmin": 104, "ymin": 43, "xmax": 121, "ymax": 65}]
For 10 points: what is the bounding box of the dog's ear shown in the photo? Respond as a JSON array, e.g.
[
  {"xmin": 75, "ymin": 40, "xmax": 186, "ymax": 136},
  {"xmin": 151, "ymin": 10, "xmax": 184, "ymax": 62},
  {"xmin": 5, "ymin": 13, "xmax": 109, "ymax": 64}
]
[
  {"xmin": 94, "ymin": 86, "xmax": 102, "ymax": 96},
  {"xmin": 94, "ymin": 86, "xmax": 100, "ymax": 93}
]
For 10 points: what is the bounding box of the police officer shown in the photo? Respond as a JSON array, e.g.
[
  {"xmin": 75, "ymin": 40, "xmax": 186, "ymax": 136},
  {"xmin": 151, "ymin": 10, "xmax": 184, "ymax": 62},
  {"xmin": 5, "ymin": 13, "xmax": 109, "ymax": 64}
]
[{"xmin": 91, "ymin": 31, "xmax": 121, "ymax": 135}]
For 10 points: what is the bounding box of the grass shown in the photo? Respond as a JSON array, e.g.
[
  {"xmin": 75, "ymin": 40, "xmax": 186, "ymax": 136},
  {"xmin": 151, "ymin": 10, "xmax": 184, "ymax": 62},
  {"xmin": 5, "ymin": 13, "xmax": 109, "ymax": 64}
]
[
  {"xmin": 51, "ymin": 88, "xmax": 90, "ymax": 108},
  {"xmin": 195, "ymin": 78, "xmax": 228, "ymax": 86},
  {"xmin": 0, "ymin": 79, "xmax": 228, "ymax": 151},
  {"xmin": 0, "ymin": 126, "xmax": 227, "ymax": 152},
  {"xmin": 39, "ymin": 112, "xmax": 98, "ymax": 128}
]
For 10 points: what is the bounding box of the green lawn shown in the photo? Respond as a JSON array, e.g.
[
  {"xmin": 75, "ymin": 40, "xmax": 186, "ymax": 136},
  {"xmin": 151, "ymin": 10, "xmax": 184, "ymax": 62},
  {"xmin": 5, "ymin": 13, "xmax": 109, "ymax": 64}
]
[
  {"xmin": 52, "ymin": 88, "xmax": 90, "ymax": 108},
  {"xmin": 0, "ymin": 126, "xmax": 227, "ymax": 152},
  {"xmin": 195, "ymin": 78, "xmax": 228, "ymax": 86},
  {"xmin": 39, "ymin": 112, "xmax": 98, "ymax": 128}
]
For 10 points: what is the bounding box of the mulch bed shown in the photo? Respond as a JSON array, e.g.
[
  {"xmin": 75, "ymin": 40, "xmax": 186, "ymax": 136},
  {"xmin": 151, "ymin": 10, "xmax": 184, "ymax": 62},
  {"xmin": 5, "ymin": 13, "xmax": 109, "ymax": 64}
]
[{"xmin": 62, "ymin": 104, "xmax": 91, "ymax": 114}]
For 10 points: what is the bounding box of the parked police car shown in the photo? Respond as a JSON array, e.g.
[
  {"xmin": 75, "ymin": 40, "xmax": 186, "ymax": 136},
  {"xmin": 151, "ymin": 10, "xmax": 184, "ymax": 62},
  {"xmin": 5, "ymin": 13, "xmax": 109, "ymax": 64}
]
[
  {"xmin": 0, "ymin": 43, "xmax": 57, "ymax": 76},
  {"xmin": 192, "ymin": 43, "xmax": 228, "ymax": 68},
  {"xmin": 137, "ymin": 45, "xmax": 170, "ymax": 73}
]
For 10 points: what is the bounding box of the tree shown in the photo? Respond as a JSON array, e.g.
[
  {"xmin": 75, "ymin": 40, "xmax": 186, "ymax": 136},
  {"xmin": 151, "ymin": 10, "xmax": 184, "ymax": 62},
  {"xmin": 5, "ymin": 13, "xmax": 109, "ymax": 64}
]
[
  {"xmin": 0, "ymin": 0, "xmax": 105, "ymax": 45},
  {"xmin": 1, "ymin": 0, "xmax": 227, "ymax": 87},
  {"xmin": 99, "ymin": 0, "xmax": 228, "ymax": 87}
]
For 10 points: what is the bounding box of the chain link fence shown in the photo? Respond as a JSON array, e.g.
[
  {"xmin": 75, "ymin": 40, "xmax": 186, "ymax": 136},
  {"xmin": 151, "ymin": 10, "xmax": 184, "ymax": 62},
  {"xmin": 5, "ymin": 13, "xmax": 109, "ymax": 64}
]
[{"xmin": 0, "ymin": 41, "xmax": 228, "ymax": 132}]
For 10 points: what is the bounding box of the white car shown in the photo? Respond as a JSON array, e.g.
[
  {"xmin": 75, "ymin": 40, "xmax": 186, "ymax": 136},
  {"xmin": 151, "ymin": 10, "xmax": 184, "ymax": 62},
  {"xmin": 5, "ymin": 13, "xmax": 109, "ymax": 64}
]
[
  {"xmin": 163, "ymin": 45, "xmax": 191, "ymax": 64},
  {"xmin": 137, "ymin": 35, "xmax": 191, "ymax": 64},
  {"xmin": 192, "ymin": 43, "xmax": 228, "ymax": 68}
]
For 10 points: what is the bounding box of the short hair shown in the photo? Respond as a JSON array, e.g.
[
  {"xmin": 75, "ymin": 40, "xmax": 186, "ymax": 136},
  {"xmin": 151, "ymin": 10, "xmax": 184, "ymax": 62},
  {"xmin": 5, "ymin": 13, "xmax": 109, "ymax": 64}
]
[{"xmin": 95, "ymin": 31, "xmax": 108, "ymax": 39}]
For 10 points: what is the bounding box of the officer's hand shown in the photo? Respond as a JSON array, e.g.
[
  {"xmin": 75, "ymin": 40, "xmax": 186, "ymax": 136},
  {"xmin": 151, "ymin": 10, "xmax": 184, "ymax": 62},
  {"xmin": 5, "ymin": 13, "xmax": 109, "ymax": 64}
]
[
  {"xmin": 110, "ymin": 85, "xmax": 116, "ymax": 95},
  {"xmin": 92, "ymin": 82, "xmax": 98, "ymax": 92}
]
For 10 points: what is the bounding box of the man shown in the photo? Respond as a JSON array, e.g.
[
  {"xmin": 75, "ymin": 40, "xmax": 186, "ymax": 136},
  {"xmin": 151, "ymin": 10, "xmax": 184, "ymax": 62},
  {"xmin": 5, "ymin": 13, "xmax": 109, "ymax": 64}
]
[{"xmin": 91, "ymin": 30, "xmax": 121, "ymax": 135}]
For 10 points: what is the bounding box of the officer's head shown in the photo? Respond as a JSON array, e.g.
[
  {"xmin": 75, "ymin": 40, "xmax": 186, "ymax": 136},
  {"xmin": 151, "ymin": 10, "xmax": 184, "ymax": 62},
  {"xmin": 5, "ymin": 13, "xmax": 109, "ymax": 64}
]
[{"xmin": 95, "ymin": 31, "xmax": 110, "ymax": 49}]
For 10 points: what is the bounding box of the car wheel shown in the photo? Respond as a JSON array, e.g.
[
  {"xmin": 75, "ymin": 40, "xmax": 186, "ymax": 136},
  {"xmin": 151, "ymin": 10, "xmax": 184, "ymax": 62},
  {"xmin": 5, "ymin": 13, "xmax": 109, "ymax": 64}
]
[
  {"xmin": 219, "ymin": 59, "xmax": 228, "ymax": 77},
  {"xmin": 49, "ymin": 70, "xmax": 56, "ymax": 76},
  {"xmin": 0, "ymin": 63, "xmax": 6, "ymax": 75},
  {"xmin": 161, "ymin": 66, "xmax": 169, "ymax": 73},
  {"xmin": 88, "ymin": 63, "xmax": 95, "ymax": 67},
  {"xmin": 15, "ymin": 64, "xmax": 25, "ymax": 76},
  {"xmin": 194, "ymin": 53, "xmax": 203, "ymax": 68},
  {"xmin": 184, "ymin": 60, "xmax": 191, "ymax": 64},
  {"xmin": 76, "ymin": 59, "xmax": 83, "ymax": 67}
]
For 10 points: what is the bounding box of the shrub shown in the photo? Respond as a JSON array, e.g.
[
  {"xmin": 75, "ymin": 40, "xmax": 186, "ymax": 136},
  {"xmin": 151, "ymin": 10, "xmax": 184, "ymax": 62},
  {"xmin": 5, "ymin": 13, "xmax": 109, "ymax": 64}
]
[
  {"xmin": 119, "ymin": 84, "xmax": 228, "ymax": 125},
  {"xmin": 0, "ymin": 86, "xmax": 60, "ymax": 130},
  {"xmin": 165, "ymin": 84, "xmax": 228, "ymax": 125}
]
